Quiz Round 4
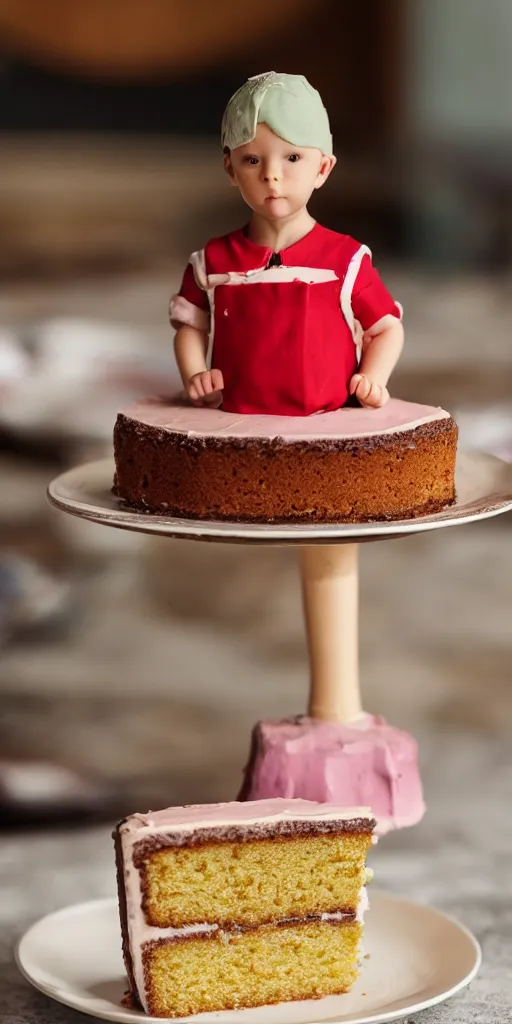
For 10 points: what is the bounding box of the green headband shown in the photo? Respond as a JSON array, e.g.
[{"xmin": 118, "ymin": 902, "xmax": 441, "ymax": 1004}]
[{"xmin": 221, "ymin": 71, "xmax": 333, "ymax": 157}]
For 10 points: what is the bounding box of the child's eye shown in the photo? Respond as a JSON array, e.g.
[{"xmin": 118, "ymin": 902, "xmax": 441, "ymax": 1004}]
[
  {"xmin": 288, "ymin": 154, "xmax": 300, "ymax": 162},
  {"xmin": 244, "ymin": 156, "xmax": 259, "ymax": 165}
]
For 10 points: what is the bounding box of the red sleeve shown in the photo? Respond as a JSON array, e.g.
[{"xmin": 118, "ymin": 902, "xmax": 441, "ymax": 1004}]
[
  {"xmin": 169, "ymin": 263, "xmax": 210, "ymax": 330},
  {"xmin": 351, "ymin": 254, "xmax": 401, "ymax": 331},
  {"xmin": 178, "ymin": 263, "xmax": 209, "ymax": 311}
]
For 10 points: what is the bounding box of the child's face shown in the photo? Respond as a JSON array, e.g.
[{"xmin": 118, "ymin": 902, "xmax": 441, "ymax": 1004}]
[{"xmin": 225, "ymin": 122, "xmax": 335, "ymax": 221}]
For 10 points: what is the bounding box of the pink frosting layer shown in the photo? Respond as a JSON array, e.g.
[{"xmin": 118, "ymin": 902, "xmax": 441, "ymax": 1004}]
[
  {"xmin": 240, "ymin": 715, "xmax": 425, "ymax": 835},
  {"xmin": 120, "ymin": 797, "xmax": 373, "ymax": 835},
  {"xmin": 120, "ymin": 394, "xmax": 450, "ymax": 442}
]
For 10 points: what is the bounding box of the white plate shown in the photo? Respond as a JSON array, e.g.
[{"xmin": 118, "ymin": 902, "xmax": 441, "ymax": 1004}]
[
  {"xmin": 47, "ymin": 453, "xmax": 512, "ymax": 544},
  {"xmin": 15, "ymin": 892, "xmax": 480, "ymax": 1024}
]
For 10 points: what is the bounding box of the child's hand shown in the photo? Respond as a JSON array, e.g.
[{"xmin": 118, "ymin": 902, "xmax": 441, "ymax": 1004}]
[
  {"xmin": 349, "ymin": 373, "xmax": 389, "ymax": 409},
  {"xmin": 187, "ymin": 369, "xmax": 224, "ymax": 408}
]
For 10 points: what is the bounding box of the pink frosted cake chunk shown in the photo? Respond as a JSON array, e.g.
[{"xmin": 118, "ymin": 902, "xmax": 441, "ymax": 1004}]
[{"xmin": 239, "ymin": 714, "xmax": 425, "ymax": 834}]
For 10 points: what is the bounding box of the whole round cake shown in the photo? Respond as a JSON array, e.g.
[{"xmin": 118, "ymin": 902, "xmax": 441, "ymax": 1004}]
[{"xmin": 113, "ymin": 395, "xmax": 457, "ymax": 523}]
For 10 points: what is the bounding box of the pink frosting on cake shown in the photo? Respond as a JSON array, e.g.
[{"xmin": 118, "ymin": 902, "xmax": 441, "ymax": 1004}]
[
  {"xmin": 119, "ymin": 394, "xmax": 450, "ymax": 442},
  {"xmin": 120, "ymin": 797, "xmax": 373, "ymax": 834},
  {"xmin": 239, "ymin": 715, "xmax": 425, "ymax": 835}
]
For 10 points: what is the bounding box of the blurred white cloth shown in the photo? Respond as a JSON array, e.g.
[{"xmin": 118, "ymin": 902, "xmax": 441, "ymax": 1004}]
[
  {"xmin": 456, "ymin": 405, "xmax": 512, "ymax": 463},
  {"xmin": 0, "ymin": 329, "xmax": 30, "ymax": 386},
  {"xmin": 0, "ymin": 318, "xmax": 178, "ymax": 441}
]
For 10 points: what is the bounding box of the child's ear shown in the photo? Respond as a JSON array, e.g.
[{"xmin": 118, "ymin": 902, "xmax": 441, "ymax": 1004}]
[
  {"xmin": 223, "ymin": 152, "xmax": 238, "ymax": 187},
  {"xmin": 314, "ymin": 154, "xmax": 337, "ymax": 190}
]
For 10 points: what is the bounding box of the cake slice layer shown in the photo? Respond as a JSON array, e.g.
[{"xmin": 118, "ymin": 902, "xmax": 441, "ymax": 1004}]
[
  {"xmin": 145, "ymin": 919, "xmax": 362, "ymax": 1018},
  {"xmin": 139, "ymin": 832, "xmax": 372, "ymax": 928}
]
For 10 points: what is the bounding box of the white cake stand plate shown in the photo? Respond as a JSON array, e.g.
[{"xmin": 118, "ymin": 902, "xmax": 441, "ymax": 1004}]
[
  {"xmin": 16, "ymin": 893, "xmax": 480, "ymax": 1024},
  {"xmin": 47, "ymin": 451, "xmax": 512, "ymax": 543}
]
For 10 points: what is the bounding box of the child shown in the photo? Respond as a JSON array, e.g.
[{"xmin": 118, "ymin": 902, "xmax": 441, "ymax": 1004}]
[{"xmin": 170, "ymin": 71, "xmax": 403, "ymax": 416}]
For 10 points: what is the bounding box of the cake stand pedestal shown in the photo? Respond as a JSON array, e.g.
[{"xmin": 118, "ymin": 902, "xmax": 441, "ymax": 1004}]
[
  {"xmin": 47, "ymin": 448, "xmax": 512, "ymax": 789},
  {"xmin": 42, "ymin": 449, "xmax": 512, "ymax": 1021},
  {"xmin": 300, "ymin": 543, "xmax": 361, "ymax": 721},
  {"xmin": 47, "ymin": 448, "xmax": 512, "ymax": 736}
]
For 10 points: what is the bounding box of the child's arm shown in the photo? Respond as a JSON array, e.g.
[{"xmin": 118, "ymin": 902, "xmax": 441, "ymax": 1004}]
[
  {"xmin": 349, "ymin": 315, "xmax": 404, "ymax": 408},
  {"xmin": 348, "ymin": 252, "xmax": 404, "ymax": 409},
  {"xmin": 174, "ymin": 324, "xmax": 208, "ymax": 384},
  {"xmin": 174, "ymin": 325, "xmax": 224, "ymax": 407},
  {"xmin": 171, "ymin": 260, "xmax": 224, "ymax": 407}
]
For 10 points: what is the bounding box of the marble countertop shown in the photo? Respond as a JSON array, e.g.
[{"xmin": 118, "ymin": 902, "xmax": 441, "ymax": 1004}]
[{"xmin": 1, "ymin": 726, "xmax": 511, "ymax": 1024}]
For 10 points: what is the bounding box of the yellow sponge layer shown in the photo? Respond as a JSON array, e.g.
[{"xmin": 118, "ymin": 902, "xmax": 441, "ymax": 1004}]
[
  {"xmin": 142, "ymin": 833, "xmax": 371, "ymax": 928},
  {"xmin": 146, "ymin": 920, "xmax": 362, "ymax": 1018}
]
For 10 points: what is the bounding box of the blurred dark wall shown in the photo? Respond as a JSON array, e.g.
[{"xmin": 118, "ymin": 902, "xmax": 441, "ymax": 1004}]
[
  {"xmin": 0, "ymin": 57, "xmax": 243, "ymax": 133},
  {"xmin": 3, "ymin": 0, "xmax": 512, "ymax": 269},
  {"xmin": 0, "ymin": 1, "xmax": 404, "ymax": 147}
]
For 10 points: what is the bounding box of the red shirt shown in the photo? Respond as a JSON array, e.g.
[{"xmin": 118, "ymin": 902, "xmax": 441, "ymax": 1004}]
[{"xmin": 170, "ymin": 223, "xmax": 401, "ymax": 416}]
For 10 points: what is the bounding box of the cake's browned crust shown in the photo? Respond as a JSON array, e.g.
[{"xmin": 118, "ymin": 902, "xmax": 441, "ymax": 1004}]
[
  {"xmin": 131, "ymin": 815, "xmax": 375, "ymax": 867},
  {"xmin": 113, "ymin": 412, "xmax": 458, "ymax": 523},
  {"xmin": 113, "ymin": 823, "xmax": 142, "ymax": 1010}
]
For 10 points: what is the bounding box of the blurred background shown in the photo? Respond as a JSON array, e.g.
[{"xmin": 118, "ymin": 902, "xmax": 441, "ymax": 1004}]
[{"xmin": 0, "ymin": 0, "xmax": 511, "ymax": 830}]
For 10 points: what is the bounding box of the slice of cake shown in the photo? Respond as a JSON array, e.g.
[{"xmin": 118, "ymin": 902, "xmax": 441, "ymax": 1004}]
[
  {"xmin": 112, "ymin": 394, "xmax": 458, "ymax": 523},
  {"xmin": 114, "ymin": 798, "xmax": 376, "ymax": 1018}
]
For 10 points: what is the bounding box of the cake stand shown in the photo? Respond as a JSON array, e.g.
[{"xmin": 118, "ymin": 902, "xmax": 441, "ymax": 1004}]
[
  {"xmin": 37, "ymin": 449, "xmax": 511, "ymax": 1023},
  {"xmin": 47, "ymin": 450, "xmax": 512, "ymax": 722}
]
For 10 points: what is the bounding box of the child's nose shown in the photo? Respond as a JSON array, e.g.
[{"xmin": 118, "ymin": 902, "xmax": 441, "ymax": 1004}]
[{"xmin": 261, "ymin": 162, "xmax": 282, "ymax": 182}]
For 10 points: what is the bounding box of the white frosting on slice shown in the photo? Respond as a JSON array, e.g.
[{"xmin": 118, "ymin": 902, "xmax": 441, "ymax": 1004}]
[
  {"xmin": 356, "ymin": 885, "xmax": 370, "ymax": 923},
  {"xmin": 120, "ymin": 395, "xmax": 451, "ymax": 443},
  {"xmin": 320, "ymin": 887, "xmax": 368, "ymax": 925}
]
